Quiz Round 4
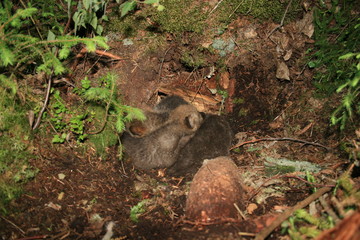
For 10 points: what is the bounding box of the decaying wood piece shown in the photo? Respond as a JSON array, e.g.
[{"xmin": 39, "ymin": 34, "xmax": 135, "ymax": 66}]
[
  {"xmin": 185, "ymin": 156, "xmax": 246, "ymax": 223},
  {"xmin": 315, "ymin": 210, "xmax": 360, "ymax": 240},
  {"xmin": 158, "ymin": 86, "xmax": 221, "ymax": 113}
]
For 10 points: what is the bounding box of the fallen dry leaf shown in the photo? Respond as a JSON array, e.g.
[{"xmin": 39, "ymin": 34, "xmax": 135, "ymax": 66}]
[
  {"xmin": 276, "ymin": 61, "xmax": 290, "ymax": 81},
  {"xmin": 247, "ymin": 203, "xmax": 258, "ymax": 214}
]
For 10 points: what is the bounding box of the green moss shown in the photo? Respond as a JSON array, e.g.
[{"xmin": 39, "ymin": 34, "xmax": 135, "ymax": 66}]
[
  {"xmin": 180, "ymin": 48, "xmax": 207, "ymax": 69},
  {"xmin": 87, "ymin": 105, "xmax": 119, "ymax": 159},
  {"xmin": 214, "ymin": 0, "xmax": 302, "ymax": 24},
  {"xmin": 151, "ymin": 0, "xmax": 207, "ymax": 34},
  {"xmin": 238, "ymin": 107, "xmax": 248, "ymax": 117},
  {"xmin": 107, "ymin": 14, "xmax": 149, "ymax": 38},
  {"xmin": 0, "ymin": 87, "xmax": 36, "ymax": 214}
]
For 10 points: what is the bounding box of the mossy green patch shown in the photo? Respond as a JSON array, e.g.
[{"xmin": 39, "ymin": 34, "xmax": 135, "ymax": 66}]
[
  {"xmin": 0, "ymin": 87, "xmax": 37, "ymax": 214},
  {"xmin": 180, "ymin": 48, "xmax": 207, "ymax": 69},
  {"xmin": 88, "ymin": 105, "xmax": 119, "ymax": 159}
]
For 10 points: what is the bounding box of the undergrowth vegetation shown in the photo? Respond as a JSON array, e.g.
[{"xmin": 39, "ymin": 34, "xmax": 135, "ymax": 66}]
[
  {"xmin": 0, "ymin": 0, "xmax": 142, "ymax": 214},
  {"xmin": 281, "ymin": 173, "xmax": 360, "ymax": 239},
  {"xmin": 310, "ymin": 0, "xmax": 360, "ymax": 130}
]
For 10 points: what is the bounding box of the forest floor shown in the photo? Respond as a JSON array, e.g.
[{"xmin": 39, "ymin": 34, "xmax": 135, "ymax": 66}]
[{"xmin": 1, "ymin": 5, "xmax": 359, "ymax": 240}]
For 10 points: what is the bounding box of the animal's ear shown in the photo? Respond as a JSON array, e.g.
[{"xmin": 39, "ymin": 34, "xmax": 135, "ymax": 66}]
[
  {"xmin": 128, "ymin": 121, "xmax": 148, "ymax": 137},
  {"xmin": 184, "ymin": 113, "xmax": 203, "ymax": 130}
]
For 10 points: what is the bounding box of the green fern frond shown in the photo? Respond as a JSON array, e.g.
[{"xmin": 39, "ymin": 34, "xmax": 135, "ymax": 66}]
[
  {"xmin": 59, "ymin": 45, "xmax": 71, "ymax": 59},
  {"xmin": 37, "ymin": 52, "xmax": 66, "ymax": 75},
  {"xmin": 115, "ymin": 116, "xmax": 126, "ymax": 132},
  {"xmin": 84, "ymin": 88, "xmax": 111, "ymax": 101},
  {"xmin": 0, "ymin": 41, "xmax": 14, "ymax": 66},
  {"xmin": 123, "ymin": 106, "xmax": 146, "ymax": 122}
]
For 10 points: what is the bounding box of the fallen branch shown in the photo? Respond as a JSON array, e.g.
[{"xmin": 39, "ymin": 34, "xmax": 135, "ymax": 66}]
[
  {"xmin": 75, "ymin": 48, "xmax": 125, "ymax": 61},
  {"xmin": 32, "ymin": 73, "xmax": 52, "ymax": 130},
  {"xmin": 230, "ymin": 137, "xmax": 331, "ymax": 151},
  {"xmin": 254, "ymin": 186, "xmax": 332, "ymax": 240},
  {"xmin": 0, "ymin": 216, "xmax": 25, "ymax": 235}
]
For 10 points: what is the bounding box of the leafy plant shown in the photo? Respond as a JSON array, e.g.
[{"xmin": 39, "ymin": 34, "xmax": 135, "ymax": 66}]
[
  {"xmin": 119, "ymin": 0, "xmax": 164, "ymax": 17},
  {"xmin": 0, "ymin": 0, "xmax": 108, "ymax": 77},
  {"xmin": 330, "ymin": 52, "xmax": 360, "ymax": 130},
  {"xmin": 0, "ymin": 0, "xmax": 109, "ymax": 213},
  {"xmin": 49, "ymin": 90, "xmax": 88, "ymax": 143},
  {"xmin": 310, "ymin": 1, "xmax": 360, "ymax": 130},
  {"xmin": 130, "ymin": 199, "xmax": 149, "ymax": 223},
  {"xmin": 72, "ymin": 0, "xmax": 109, "ymax": 36},
  {"xmin": 305, "ymin": 171, "xmax": 317, "ymax": 193},
  {"xmin": 83, "ymin": 72, "xmax": 146, "ymax": 134},
  {"xmin": 281, "ymin": 173, "xmax": 360, "ymax": 239}
]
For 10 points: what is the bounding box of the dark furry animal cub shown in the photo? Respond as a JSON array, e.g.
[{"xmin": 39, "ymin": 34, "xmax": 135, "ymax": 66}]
[
  {"xmin": 122, "ymin": 96, "xmax": 203, "ymax": 169},
  {"xmin": 122, "ymin": 95, "xmax": 233, "ymax": 175},
  {"xmin": 168, "ymin": 114, "xmax": 232, "ymax": 175}
]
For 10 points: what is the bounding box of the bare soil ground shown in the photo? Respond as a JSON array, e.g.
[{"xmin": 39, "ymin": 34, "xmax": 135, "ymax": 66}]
[{"xmin": 1, "ymin": 10, "xmax": 358, "ymax": 240}]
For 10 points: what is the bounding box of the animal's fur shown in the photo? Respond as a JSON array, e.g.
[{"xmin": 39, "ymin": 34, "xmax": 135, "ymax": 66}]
[
  {"xmin": 122, "ymin": 100, "xmax": 203, "ymax": 169},
  {"xmin": 122, "ymin": 95, "xmax": 232, "ymax": 174},
  {"xmin": 168, "ymin": 114, "xmax": 233, "ymax": 175}
]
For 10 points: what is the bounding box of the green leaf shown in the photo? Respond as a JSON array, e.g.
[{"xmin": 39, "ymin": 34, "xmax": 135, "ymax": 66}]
[
  {"xmin": 82, "ymin": 0, "xmax": 91, "ymax": 10},
  {"xmin": 157, "ymin": 4, "xmax": 165, "ymax": 11},
  {"xmin": 336, "ymin": 82, "xmax": 348, "ymax": 93},
  {"xmin": 308, "ymin": 61, "xmax": 316, "ymax": 68},
  {"xmin": 89, "ymin": 14, "xmax": 98, "ymax": 30},
  {"xmin": 47, "ymin": 30, "xmax": 56, "ymax": 41},
  {"xmin": 52, "ymin": 134, "xmax": 66, "ymax": 144},
  {"xmin": 144, "ymin": 0, "xmax": 159, "ymax": 4},
  {"xmin": 350, "ymin": 75, "xmax": 360, "ymax": 87},
  {"xmin": 339, "ymin": 52, "xmax": 356, "ymax": 60},
  {"xmin": 96, "ymin": 25, "xmax": 103, "ymax": 35},
  {"xmin": 101, "ymin": 15, "xmax": 109, "ymax": 21},
  {"xmin": 120, "ymin": 0, "xmax": 137, "ymax": 17}
]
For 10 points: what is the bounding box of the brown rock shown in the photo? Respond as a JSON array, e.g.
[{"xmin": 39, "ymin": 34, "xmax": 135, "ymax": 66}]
[{"xmin": 185, "ymin": 156, "xmax": 245, "ymax": 223}]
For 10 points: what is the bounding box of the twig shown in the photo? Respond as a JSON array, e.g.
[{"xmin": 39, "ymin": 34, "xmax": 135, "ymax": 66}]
[
  {"xmin": 230, "ymin": 137, "xmax": 331, "ymax": 151},
  {"xmin": 32, "ymin": 74, "xmax": 52, "ymax": 130},
  {"xmin": 254, "ymin": 186, "xmax": 332, "ymax": 240},
  {"xmin": 208, "ymin": 0, "xmax": 224, "ymax": 15},
  {"xmin": 234, "ymin": 203, "xmax": 247, "ymax": 220},
  {"xmin": 77, "ymin": 48, "xmax": 125, "ymax": 61},
  {"xmin": 16, "ymin": 236, "xmax": 48, "ymax": 240},
  {"xmin": 191, "ymin": 79, "xmax": 205, "ymax": 103},
  {"xmin": 0, "ymin": 216, "xmax": 25, "ymax": 235},
  {"xmin": 267, "ymin": 0, "xmax": 293, "ymax": 38},
  {"xmin": 19, "ymin": 0, "xmax": 43, "ymax": 40},
  {"xmin": 157, "ymin": 46, "xmax": 172, "ymax": 82},
  {"xmin": 229, "ymin": 0, "xmax": 245, "ymax": 18}
]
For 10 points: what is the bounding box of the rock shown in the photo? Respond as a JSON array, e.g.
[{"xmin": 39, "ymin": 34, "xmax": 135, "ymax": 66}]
[{"xmin": 185, "ymin": 156, "xmax": 245, "ymax": 223}]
